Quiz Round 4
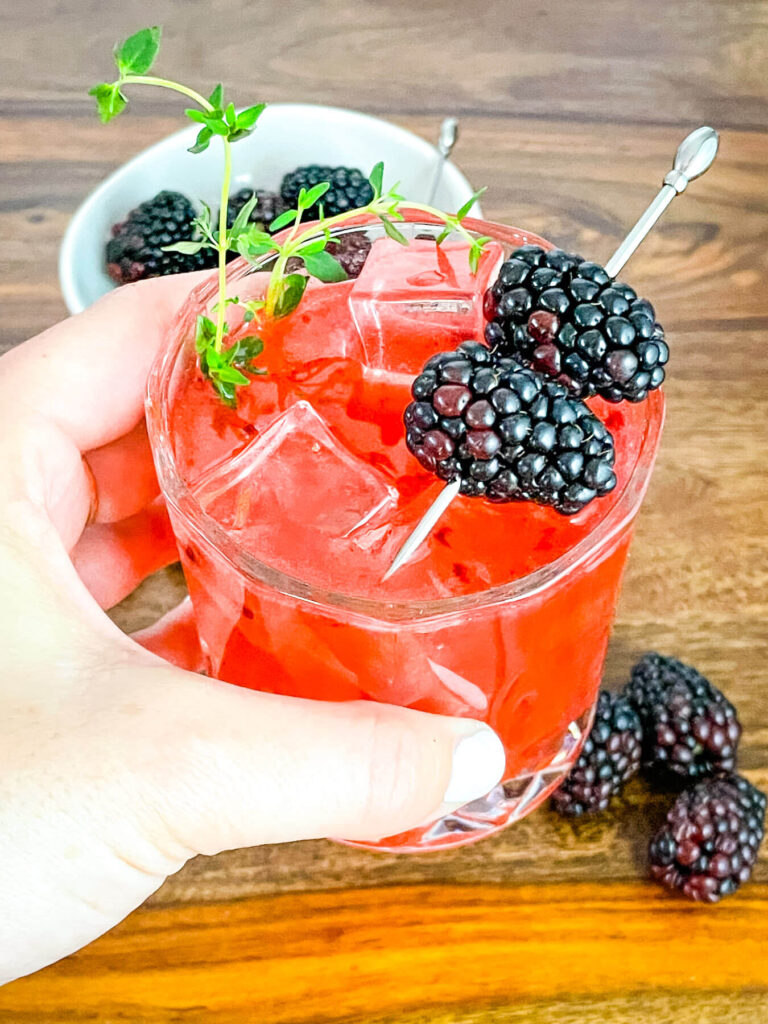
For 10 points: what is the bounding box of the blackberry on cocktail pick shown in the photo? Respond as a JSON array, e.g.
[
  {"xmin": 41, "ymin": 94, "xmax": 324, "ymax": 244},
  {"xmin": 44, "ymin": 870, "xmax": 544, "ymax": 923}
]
[
  {"xmin": 483, "ymin": 247, "xmax": 669, "ymax": 403},
  {"xmin": 624, "ymin": 653, "xmax": 741, "ymax": 783},
  {"xmin": 649, "ymin": 773, "xmax": 766, "ymax": 902},
  {"xmin": 385, "ymin": 127, "xmax": 719, "ymax": 580},
  {"xmin": 404, "ymin": 342, "xmax": 617, "ymax": 514},
  {"xmin": 552, "ymin": 690, "xmax": 643, "ymax": 816}
]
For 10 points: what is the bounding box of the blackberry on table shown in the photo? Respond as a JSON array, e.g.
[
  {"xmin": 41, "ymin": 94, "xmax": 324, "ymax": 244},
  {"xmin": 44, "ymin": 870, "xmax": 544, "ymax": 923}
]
[
  {"xmin": 552, "ymin": 690, "xmax": 643, "ymax": 816},
  {"xmin": 649, "ymin": 773, "xmax": 766, "ymax": 902},
  {"xmin": 404, "ymin": 342, "xmax": 617, "ymax": 515},
  {"xmin": 280, "ymin": 164, "xmax": 374, "ymax": 220},
  {"xmin": 225, "ymin": 188, "xmax": 288, "ymax": 232},
  {"xmin": 483, "ymin": 244, "xmax": 668, "ymax": 403},
  {"xmin": 624, "ymin": 653, "xmax": 742, "ymax": 783},
  {"xmin": 105, "ymin": 190, "xmax": 216, "ymax": 284}
]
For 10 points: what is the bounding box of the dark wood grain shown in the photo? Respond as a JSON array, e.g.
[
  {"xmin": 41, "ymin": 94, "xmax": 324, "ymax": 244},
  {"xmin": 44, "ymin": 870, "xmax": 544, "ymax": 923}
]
[{"xmin": 1, "ymin": 0, "xmax": 767, "ymax": 1020}]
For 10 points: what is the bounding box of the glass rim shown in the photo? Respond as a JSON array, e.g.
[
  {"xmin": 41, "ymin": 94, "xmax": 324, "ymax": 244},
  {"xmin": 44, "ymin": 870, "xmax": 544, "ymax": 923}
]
[{"xmin": 146, "ymin": 214, "xmax": 665, "ymax": 624}]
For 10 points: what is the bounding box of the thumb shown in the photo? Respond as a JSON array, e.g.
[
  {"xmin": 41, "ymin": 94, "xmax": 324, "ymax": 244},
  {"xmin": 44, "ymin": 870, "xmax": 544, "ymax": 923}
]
[{"xmin": 130, "ymin": 661, "xmax": 506, "ymax": 851}]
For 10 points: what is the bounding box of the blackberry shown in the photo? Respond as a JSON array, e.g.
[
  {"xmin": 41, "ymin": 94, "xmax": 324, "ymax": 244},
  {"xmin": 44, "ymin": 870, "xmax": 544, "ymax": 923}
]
[
  {"xmin": 325, "ymin": 230, "xmax": 372, "ymax": 278},
  {"xmin": 649, "ymin": 773, "xmax": 766, "ymax": 902},
  {"xmin": 483, "ymin": 244, "xmax": 668, "ymax": 403},
  {"xmin": 624, "ymin": 653, "xmax": 742, "ymax": 782},
  {"xmin": 280, "ymin": 165, "xmax": 374, "ymax": 220},
  {"xmin": 105, "ymin": 191, "xmax": 216, "ymax": 284},
  {"xmin": 285, "ymin": 230, "xmax": 372, "ymax": 279},
  {"xmin": 552, "ymin": 690, "xmax": 643, "ymax": 816},
  {"xmin": 404, "ymin": 342, "xmax": 617, "ymax": 515},
  {"xmin": 225, "ymin": 188, "xmax": 288, "ymax": 232}
]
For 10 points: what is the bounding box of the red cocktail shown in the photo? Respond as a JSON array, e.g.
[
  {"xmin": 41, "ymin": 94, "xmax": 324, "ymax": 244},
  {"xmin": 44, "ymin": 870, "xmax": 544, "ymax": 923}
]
[{"xmin": 147, "ymin": 215, "xmax": 664, "ymax": 851}]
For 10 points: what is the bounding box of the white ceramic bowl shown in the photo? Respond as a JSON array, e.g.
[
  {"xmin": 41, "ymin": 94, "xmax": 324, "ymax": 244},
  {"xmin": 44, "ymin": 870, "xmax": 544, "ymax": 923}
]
[{"xmin": 59, "ymin": 103, "xmax": 480, "ymax": 314}]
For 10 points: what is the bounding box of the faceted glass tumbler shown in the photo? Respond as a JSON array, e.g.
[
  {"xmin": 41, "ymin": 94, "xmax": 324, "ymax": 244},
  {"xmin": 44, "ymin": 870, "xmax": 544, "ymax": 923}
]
[{"xmin": 146, "ymin": 214, "xmax": 664, "ymax": 852}]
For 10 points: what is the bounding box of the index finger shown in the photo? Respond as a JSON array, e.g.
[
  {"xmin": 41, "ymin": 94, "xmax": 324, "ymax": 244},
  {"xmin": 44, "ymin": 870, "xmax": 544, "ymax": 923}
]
[{"xmin": 0, "ymin": 272, "xmax": 209, "ymax": 452}]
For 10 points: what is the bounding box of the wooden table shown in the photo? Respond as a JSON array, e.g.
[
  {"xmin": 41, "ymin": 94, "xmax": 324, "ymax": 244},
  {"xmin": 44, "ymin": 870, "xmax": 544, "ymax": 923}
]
[{"xmin": 2, "ymin": 1, "xmax": 767, "ymax": 1020}]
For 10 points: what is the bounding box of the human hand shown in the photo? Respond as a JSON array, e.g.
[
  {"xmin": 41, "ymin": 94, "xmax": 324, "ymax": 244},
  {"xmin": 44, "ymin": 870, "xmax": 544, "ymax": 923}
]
[{"xmin": 0, "ymin": 276, "xmax": 505, "ymax": 984}]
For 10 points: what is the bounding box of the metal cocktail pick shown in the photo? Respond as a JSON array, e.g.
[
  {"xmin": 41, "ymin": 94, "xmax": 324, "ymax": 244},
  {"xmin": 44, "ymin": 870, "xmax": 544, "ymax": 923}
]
[
  {"xmin": 383, "ymin": 126, "xmax": 720, "ymax": 582},
  {"xmin": 426, "ymin": 117, "xmax": 460, "ymax": 204}
]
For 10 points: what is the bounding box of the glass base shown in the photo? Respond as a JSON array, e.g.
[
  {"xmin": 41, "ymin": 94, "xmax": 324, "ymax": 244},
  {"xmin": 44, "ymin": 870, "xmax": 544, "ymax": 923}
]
[{"xmin": 339, "ymin": 706, "xmax": 594, "ymax": 853}]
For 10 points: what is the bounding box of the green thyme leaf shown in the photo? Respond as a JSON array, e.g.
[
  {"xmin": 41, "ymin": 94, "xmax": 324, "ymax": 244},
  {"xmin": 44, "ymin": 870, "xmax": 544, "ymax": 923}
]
[
  {"xmin": 208, "ymin": 83, "xmax": 224, "ymax": 108},
  {"xmin": 194, "ymin": 314, "xmax": 217, "ymax": 354},
  {"xmin": 379, "ymin": 214, "xmax": 408, "ymax": 245},
  {"xmin": 237, "ymin": 239, "xmax": 275, "ymax": 260},
  {"xmin": 188, "ymin": 126, "xmax": 213, "ymax": 153},
  {"xmin": 302, "ymin": 250, "xmax": 348, "ymax": 283},
  {"xmin": 192, "ymin": 202, "xmax": 216, "ymax": 243},
  {"xmin": 435, "ymin": 225, "xmax": 452, "ymax": 245},
  {"xmin": 270, "ymin": 273, "xmax": 308, "ymax": 319},
  {"xmin": 242, "ymin": 301, "xmax": 266, "ymax": 323},
  {"xmin": 298, "ymin": 182, "xmax": 330, "ymax": 211},
  {"xmin": 297, "ymin": 236, "xmax": 328, "ymax": 256},
  {"xmin": 269, "ymin": 208, "xmax": 298, "ymax": 232},
  {"xmin": 384, "ymin": 183, "xmax": 405, "ymax": 203},
  {"xmin": 211, "ymin": 296, "xmax": 241, "ymax": 313},
  {"xmin": 235, "ymin": 224, "xmax": 275, "ymax": 259},
  {"xmin": 227, "ymin": 336, "xmax": 265, "ymax": 369},
  {"xmin": 115, "ymin": 26, "xmax": 161, "ymax": 77},
  {"xmin": 228, "ymin": 192, "xmax": 259, "ymax": 239},
  {"xmin": 163, "ymin": 239, "xmax": 209, "ymax": 254},
  {"xmin": 212, "ymin": 377, "xmax": 237, "ymax": 407},
  {"xmin": 206, "ymin": 117, "xmax": 230, "ymax": 136},
  {"xmin": 455, "ymin": 187, "xmax": 487, "ymax": 222},
  {"xmin": 185, "ymin": 108, "xmax": 209, "ymax": 125},
  {"xmin": 89, "ymin": 83, "xmax": 127, "ymax": 123},
  {"xmin": 213, "ymin": 364, "xmax": 250, "ymax": 385},
  {"xmin": 468, "ymin": 236, "xmax": 491, "ymax": 274},
  {"xmin": 368, "ymin": 161, "xmax": 384, "ymax": 199},
  {"xmin": 236, "ymin": 103, "xmax": 265, "ymax": 130},
  {"xmin": 238, "ymin": 225, "xmax": 274, "ymax": 247}
]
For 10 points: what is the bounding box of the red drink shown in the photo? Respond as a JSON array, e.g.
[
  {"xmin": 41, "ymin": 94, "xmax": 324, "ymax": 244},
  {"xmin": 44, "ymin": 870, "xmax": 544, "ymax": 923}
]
[{"xmin": 147, "ymin": 216, "xmax": 664, "ymax": 851}]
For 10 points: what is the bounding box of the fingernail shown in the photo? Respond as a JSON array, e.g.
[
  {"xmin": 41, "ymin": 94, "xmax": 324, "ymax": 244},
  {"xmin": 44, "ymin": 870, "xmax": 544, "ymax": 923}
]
[{"xmin": 443, "ymin": 724, "xmax": 506, "ymax": 804}]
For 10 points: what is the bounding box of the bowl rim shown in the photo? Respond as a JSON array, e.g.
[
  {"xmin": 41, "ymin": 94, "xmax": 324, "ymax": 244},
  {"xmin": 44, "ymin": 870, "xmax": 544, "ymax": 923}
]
[
  {"xmin": 146, "ymin": 214, "xmax": 665, "ymax": 624},
  {"xmin": 58, "ymin": 102, "xmax": 480, "ymax": 315}
]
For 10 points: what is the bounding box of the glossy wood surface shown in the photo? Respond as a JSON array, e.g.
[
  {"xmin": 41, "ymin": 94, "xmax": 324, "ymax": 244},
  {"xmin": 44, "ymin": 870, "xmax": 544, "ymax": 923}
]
[{"xmin": 1, "ymin": 0, "xmax": 767, "ymax": 1019}]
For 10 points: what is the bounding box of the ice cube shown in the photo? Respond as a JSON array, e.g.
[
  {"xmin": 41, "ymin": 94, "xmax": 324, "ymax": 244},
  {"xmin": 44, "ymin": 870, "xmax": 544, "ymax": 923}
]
[
  {"xmin": 192, "ymin": 401, "xmax": 398, "ymax": 579},
  {"xmin": 348, "ymin": 236, "xmax": 504, "ymax": 375}
]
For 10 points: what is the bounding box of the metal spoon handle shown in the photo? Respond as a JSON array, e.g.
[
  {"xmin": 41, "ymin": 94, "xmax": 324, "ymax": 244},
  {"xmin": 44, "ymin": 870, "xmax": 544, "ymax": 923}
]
[
  {"xmin": 426, "ymin": 117, "xmax": 459, "ymax": 205},
  {"xmin": 605, "ymin": 126, "xmax": 719, "ymax": 278}
]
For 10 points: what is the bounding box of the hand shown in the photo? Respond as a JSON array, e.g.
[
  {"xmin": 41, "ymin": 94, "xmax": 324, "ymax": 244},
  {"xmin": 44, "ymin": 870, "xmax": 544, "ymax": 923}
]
[{"xmin": 0, "ymin": 276, "xmax": 505, "ymax": 985}]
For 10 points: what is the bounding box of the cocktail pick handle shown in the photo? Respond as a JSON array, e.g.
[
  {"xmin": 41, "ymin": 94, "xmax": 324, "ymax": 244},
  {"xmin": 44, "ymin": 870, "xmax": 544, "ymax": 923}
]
[
  {"xmin": 605, "ymin": 126, "xmax": 719, "ymax": 278},
  {"xmin": 665, "ymin": 125, "xmax": 720, "ymax": 193}
]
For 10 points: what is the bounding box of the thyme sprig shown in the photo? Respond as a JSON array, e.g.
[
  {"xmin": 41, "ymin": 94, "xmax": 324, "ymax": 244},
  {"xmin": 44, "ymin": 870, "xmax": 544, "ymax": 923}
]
[{"xmin": 92, "ymin": 27, "xmax": 490, "ymax": 407}]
